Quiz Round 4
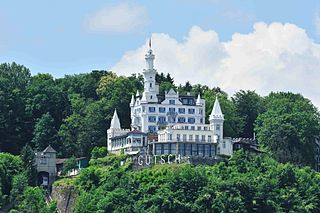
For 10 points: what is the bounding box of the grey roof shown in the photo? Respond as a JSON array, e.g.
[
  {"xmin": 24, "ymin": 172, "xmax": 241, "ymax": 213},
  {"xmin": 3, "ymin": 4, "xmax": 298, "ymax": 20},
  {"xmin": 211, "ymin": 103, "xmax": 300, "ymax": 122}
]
[{"xmin": 43, "ymin": 145, "xmax": 56, "ymax": 153}]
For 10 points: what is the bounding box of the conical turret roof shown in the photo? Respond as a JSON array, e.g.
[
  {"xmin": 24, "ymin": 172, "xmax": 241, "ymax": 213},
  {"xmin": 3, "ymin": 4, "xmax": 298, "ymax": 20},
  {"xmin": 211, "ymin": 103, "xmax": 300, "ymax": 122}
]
[
  {"xmin": 210, "ymin": 97, "xmax": 224, "ymax": 120},
  {"xmin": 110, "ymin": 109, "xmax": 121, "ymax": 129}
]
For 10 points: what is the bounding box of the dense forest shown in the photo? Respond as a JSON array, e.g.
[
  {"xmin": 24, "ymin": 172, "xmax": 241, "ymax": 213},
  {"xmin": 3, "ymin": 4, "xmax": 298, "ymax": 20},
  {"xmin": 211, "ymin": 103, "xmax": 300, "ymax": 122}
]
[{"xmin": 1, "ymin": 62, "xmax": 320, "ymax": 212}]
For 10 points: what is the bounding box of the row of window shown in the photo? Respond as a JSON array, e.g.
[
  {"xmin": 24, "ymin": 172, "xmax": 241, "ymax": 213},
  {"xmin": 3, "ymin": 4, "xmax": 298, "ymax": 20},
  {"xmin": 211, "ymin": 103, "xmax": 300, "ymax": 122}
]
[
  {"xmin": 149, "ymin": 107, "xmax": 201, "ymax": 114},
  {"xmin": 160, "ymin": 134, "xmax": 213, "ymax": 143},
  {"xmin": 154, "ymin": 143, "xmax": 216, "ymax": 157},
  {"xmin": 148, "ymin": 116, "xmax": 197, "ymax": 124},
  {"xmin": 112, "ymin": 137, "xmax": 146, "ymax": 148}
]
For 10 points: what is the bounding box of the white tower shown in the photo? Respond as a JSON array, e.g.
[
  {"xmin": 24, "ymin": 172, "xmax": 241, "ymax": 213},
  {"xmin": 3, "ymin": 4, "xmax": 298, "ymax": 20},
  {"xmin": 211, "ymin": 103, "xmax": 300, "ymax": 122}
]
[
  {"xmin": 107, "ymin": 109, "xmax": 123, "ymax": 151},
  {"xmin": 141, "ymin": 39, "xmax": 159, "ymax": 103},
  {"xmin": 209, "ymin": 97, "xmax": 224, "ymax": 142}
]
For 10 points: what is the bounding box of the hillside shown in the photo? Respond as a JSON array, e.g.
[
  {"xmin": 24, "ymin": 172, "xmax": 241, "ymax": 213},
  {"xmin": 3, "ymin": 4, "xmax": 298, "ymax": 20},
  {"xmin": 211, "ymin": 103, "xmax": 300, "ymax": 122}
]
[{"xmin": 54, "ymin": 151, "xmax": 320, "ymax": 212}]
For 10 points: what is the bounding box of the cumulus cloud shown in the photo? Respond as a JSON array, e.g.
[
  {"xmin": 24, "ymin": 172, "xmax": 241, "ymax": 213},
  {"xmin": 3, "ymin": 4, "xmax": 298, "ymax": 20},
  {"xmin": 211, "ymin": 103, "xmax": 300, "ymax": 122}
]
[
  {"xmin": 112, "ymin": 23, "xmax": 320, "ymax": 108},
  {"xmin": 85, "ymin": 3, "xmax": 149, "ymax": 33}
]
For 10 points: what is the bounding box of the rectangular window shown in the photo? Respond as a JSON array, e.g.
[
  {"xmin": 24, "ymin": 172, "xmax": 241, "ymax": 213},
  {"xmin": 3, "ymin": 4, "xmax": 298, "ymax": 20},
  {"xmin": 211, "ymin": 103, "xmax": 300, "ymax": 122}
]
[
  {"xmin": 148, "ymin": 116, "xmax": 156, "ymax": 123},
  {"xmin": 40, "ymin": 158, "xmax": 47, "ymax": 165},
  {"xmin": 155, "ymin": 144, "xmax": 162, "ymax": 155},
  {"xmin": 159, "ymin": 107, "xmax": 166, "ymax": 113},
  {"xmin": 188, "ymin": 117, "xmax": 195, "ymax": 124},
  {"xmin": 205, "ymin": 145, "xmax": 211, "ymax": 156},
  {"xmin": 204, "ymin": 126, "xmax": 208, "ymax": 131},
  {"xmin": 177, "ymin": 134, "xmax": 180, "ymax": 142},
  {"xmin": 177, "ymin": 117, "xmax": 185, "ymax": 123},
  {"xmin": 185, "ymin": 144, "xmax": 191, "ymax": 155},
  {"xmin": 149, "ymin": 107, "xmax": 156, "ymax": 113},
  {"xmin": 188, "ymin": 108, "xmax": 195, "ymax": 114},
  {"xmin": 163, "ymin": 144, "xmax": 169, "ymax": 155},
  {"xmin": 171, "ymin": 144, "xmax": 176, "ymax": 154},
  {"xmin": 216, "ymin": 124, "xmax": 220, "ymax": 131},
  {"xmin": 195, "ymin": 135, "xmax": 199, "ymax": 142},
  {"xmin": 158, "ymin": 116, "xmax": 166, "ymax": 123},
  {"xmin": 201, "ymin": 135, "xmax": 206, "ymax": 142},
  {"xmin": 223, "ymin": 141, "xmax": 226, "ymax": 148},
  {"xmin": 148, "ymin": 126, "xmax": 157, "ymax": 133},
  {"xmin": 208, "ymin": 135, "xmax": 212, "ymax": 142},
  {"xmin": 192, "ymin": 144, "xmax": 197, "ymax": 156},
  {"xmin": 189, "ymin": 135, "xmax": 193, "ymax": 141},
  {"xmin": 183, "ymin": 134, "xmax": 187, "ymax": 142},
  {"xmin": 168, "ymin": 117, "xmax": 176, "ymax": 123},
  {"xmin": 169, "ymin": 100, "xmax": 175, "ymax": 105},
  {"xmin": 191, "ymin": 126, "xmax": 195, "ymax": 130},
  {"xmin": 197, "ymin": 126, "xmax": 201, "ymax": 130},
  {"xmin": 185, "ymin": 126, "xmax": 189, "ymax": 130},
  {"xmin": 178, "ymin": 108, "xmax": 185, "ymax": 114},
  {"xmin": 198, "ymin": 144, "xmax": 204, "ymax": 156},
  {"xmin": 169, "ymin": 134, "xmax": 173, "ymax": 141},
  {"xmin": 169, "ymin": 108, "xmax": 175, "ymax": 112},
  {"xmin": 199, "ymin": 109, "xmax": 203, "ymax": 114}
]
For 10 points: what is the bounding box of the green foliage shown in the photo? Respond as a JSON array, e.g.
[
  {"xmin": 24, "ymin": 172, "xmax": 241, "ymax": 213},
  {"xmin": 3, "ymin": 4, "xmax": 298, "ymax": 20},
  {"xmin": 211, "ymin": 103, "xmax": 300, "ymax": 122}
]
[
  {"xmin": 10, "ymin": 173, "xmax": 28, "ymax": 207},
  {"xmin": 232, "ymin": 90, "xmax": 265, "ymax": 138},
  {"xmin": 63, "ymin": 156, "xmax": 78, "ymax": 175},
  {"xmin": 31, "ymin": 112, "xmax": 58, "ymax": 151},
  {"xmin": 91, "ymin": 147, "xmax": 108, "ymax": 159},
  {"xmin": 255, "ymin": 92, "xmax": 320, "ymax": 167},
  {"xmin": 0, "ymin": 153, "xmax": 23, "ymax": 206},
  {"xmin": 0, "ymin": 62, "xmax": 31, "ymax": 154},
  {"xmin": 15, "ymin": 186, "xmax": 56, "ymax": 213},
  {"xmin": 59, "ymin": 152, "xmax": 320, "ymax": 212},
  {"xmin": 20, "ymin": 145, "xmax": 37, "ymax": 186}
]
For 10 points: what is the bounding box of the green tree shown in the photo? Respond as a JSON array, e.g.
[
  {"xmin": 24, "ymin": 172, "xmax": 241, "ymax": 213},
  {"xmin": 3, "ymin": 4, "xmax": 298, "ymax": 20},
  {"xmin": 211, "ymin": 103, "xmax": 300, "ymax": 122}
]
[
  {"xmin": 97, "ymin": 73, "xmax": 143, "ymax": 128},
  {"xmin": 0, "ymin": 62, "xmax": 31, "ymax": 154},
  {"xmin": 0, "ymin": 153, "xmax": 22, "ymax": 205},
  {"xmin": 255, "ymin": 92, "xmax": 320, "ymax": 167},
  {"xmin": 17, "ymin": 187, "xmax": 53, "ymax": 213},
  {"xmin": 232, "ymin": 90, "xmax": 265, "ymax": 138},
  {"xmin": 91, "ymin": 147, "xmax": 108, "ymax": 159},
  {"xmin": 10, "ymin": 173, "xmax": 28, "ymax": 207},
  {"xmin": 20, "ymin": 145, "xmax": 37, "ymax": 186},
  {"xmin": 32, "ymin": 112, "xmax": 58, "ymax": 151}
]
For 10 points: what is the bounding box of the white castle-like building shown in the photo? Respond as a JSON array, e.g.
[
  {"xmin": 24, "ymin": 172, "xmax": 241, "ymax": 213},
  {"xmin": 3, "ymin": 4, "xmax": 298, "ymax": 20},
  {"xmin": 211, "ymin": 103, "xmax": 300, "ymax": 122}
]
[{"xmin": 107, "ymin": 43, "xmax": 233, "ymax": 157}]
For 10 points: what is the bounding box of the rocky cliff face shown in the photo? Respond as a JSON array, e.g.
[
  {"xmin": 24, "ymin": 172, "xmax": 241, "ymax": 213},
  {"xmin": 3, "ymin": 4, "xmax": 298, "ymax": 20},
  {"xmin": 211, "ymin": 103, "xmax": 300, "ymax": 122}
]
[{"xmin": 51, "ymin": 185, "xmax": 79, "ymax": 213}]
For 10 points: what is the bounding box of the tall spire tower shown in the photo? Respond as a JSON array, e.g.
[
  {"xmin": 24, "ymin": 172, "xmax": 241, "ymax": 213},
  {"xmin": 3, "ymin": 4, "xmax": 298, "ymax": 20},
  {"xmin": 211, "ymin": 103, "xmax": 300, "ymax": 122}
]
[
  {"xmin": 141, "ymin": 37, "xmax": 159, "ymax": 103},
  {"xmin": 209, "ymin": 97, "xmax": 224, "ymax": 141}
]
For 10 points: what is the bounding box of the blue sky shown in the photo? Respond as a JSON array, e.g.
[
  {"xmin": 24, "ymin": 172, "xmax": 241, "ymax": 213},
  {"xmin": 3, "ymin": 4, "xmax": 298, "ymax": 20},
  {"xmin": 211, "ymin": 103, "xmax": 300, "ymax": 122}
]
[
  {"xmin": 1, "ymin": 0, "xmax": 320, "ymax": 107},
  {"xmin": 0, "ymin": 0, "xmax": 319, "ymax": 76}
]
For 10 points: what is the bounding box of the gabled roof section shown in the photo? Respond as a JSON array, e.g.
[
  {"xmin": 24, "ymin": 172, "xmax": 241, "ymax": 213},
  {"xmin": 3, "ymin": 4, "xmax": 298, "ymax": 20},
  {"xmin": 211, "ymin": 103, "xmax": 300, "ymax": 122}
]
[
  {"xmin": 43, "ymin": 145, "xmax": 56, "ymax": 153},
  {"xmin": 167, "ymin": 88, "xmax": 177, "ymax": 95}
]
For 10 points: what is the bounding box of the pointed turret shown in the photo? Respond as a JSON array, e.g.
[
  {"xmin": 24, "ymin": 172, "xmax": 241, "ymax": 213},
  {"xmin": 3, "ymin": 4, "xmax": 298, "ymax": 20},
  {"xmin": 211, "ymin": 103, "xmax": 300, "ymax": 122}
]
[
  {"xmin": 136, "ymin": 90, "xmax": 140, "ymax": 98},
  {"xmin": 210, "ymin": 97, "xmax": 224, "ymax": 120},
  {"xmin": 110, "ymin": 109, "xmax": 121, "ymax": 129},
  {"xmin": 130, "ymin": 94, "xmax": 135, "ymax": 107},
  {"xmin": 196, "ymin": 93, "xmax": 201, "ymax": 105}
]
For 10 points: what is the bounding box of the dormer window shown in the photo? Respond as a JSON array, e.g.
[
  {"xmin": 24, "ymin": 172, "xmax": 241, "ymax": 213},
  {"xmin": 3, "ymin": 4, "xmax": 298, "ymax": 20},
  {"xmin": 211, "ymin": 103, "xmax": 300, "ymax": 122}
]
[{"xmin": 169, "ymin": 100, "xmax": 175, "ymax": 105}]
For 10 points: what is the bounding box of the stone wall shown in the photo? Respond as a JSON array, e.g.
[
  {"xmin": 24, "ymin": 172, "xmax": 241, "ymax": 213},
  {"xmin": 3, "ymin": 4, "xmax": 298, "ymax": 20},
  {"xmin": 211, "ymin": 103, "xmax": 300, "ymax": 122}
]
[{"xmin": 51, "ymin": 185, "xmax": 79, "ymax": 213}]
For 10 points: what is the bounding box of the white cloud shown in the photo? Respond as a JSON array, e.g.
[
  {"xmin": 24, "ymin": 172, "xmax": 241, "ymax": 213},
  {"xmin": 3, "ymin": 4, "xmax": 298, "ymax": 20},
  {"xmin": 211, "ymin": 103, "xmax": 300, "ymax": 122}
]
[
  {"xmin": 86, "ymin": 3, "xmax": 149, "ymax": 33},
  {"xmin": 112, "ymin": 23, "xmax": 320, "ymax": 108}
]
